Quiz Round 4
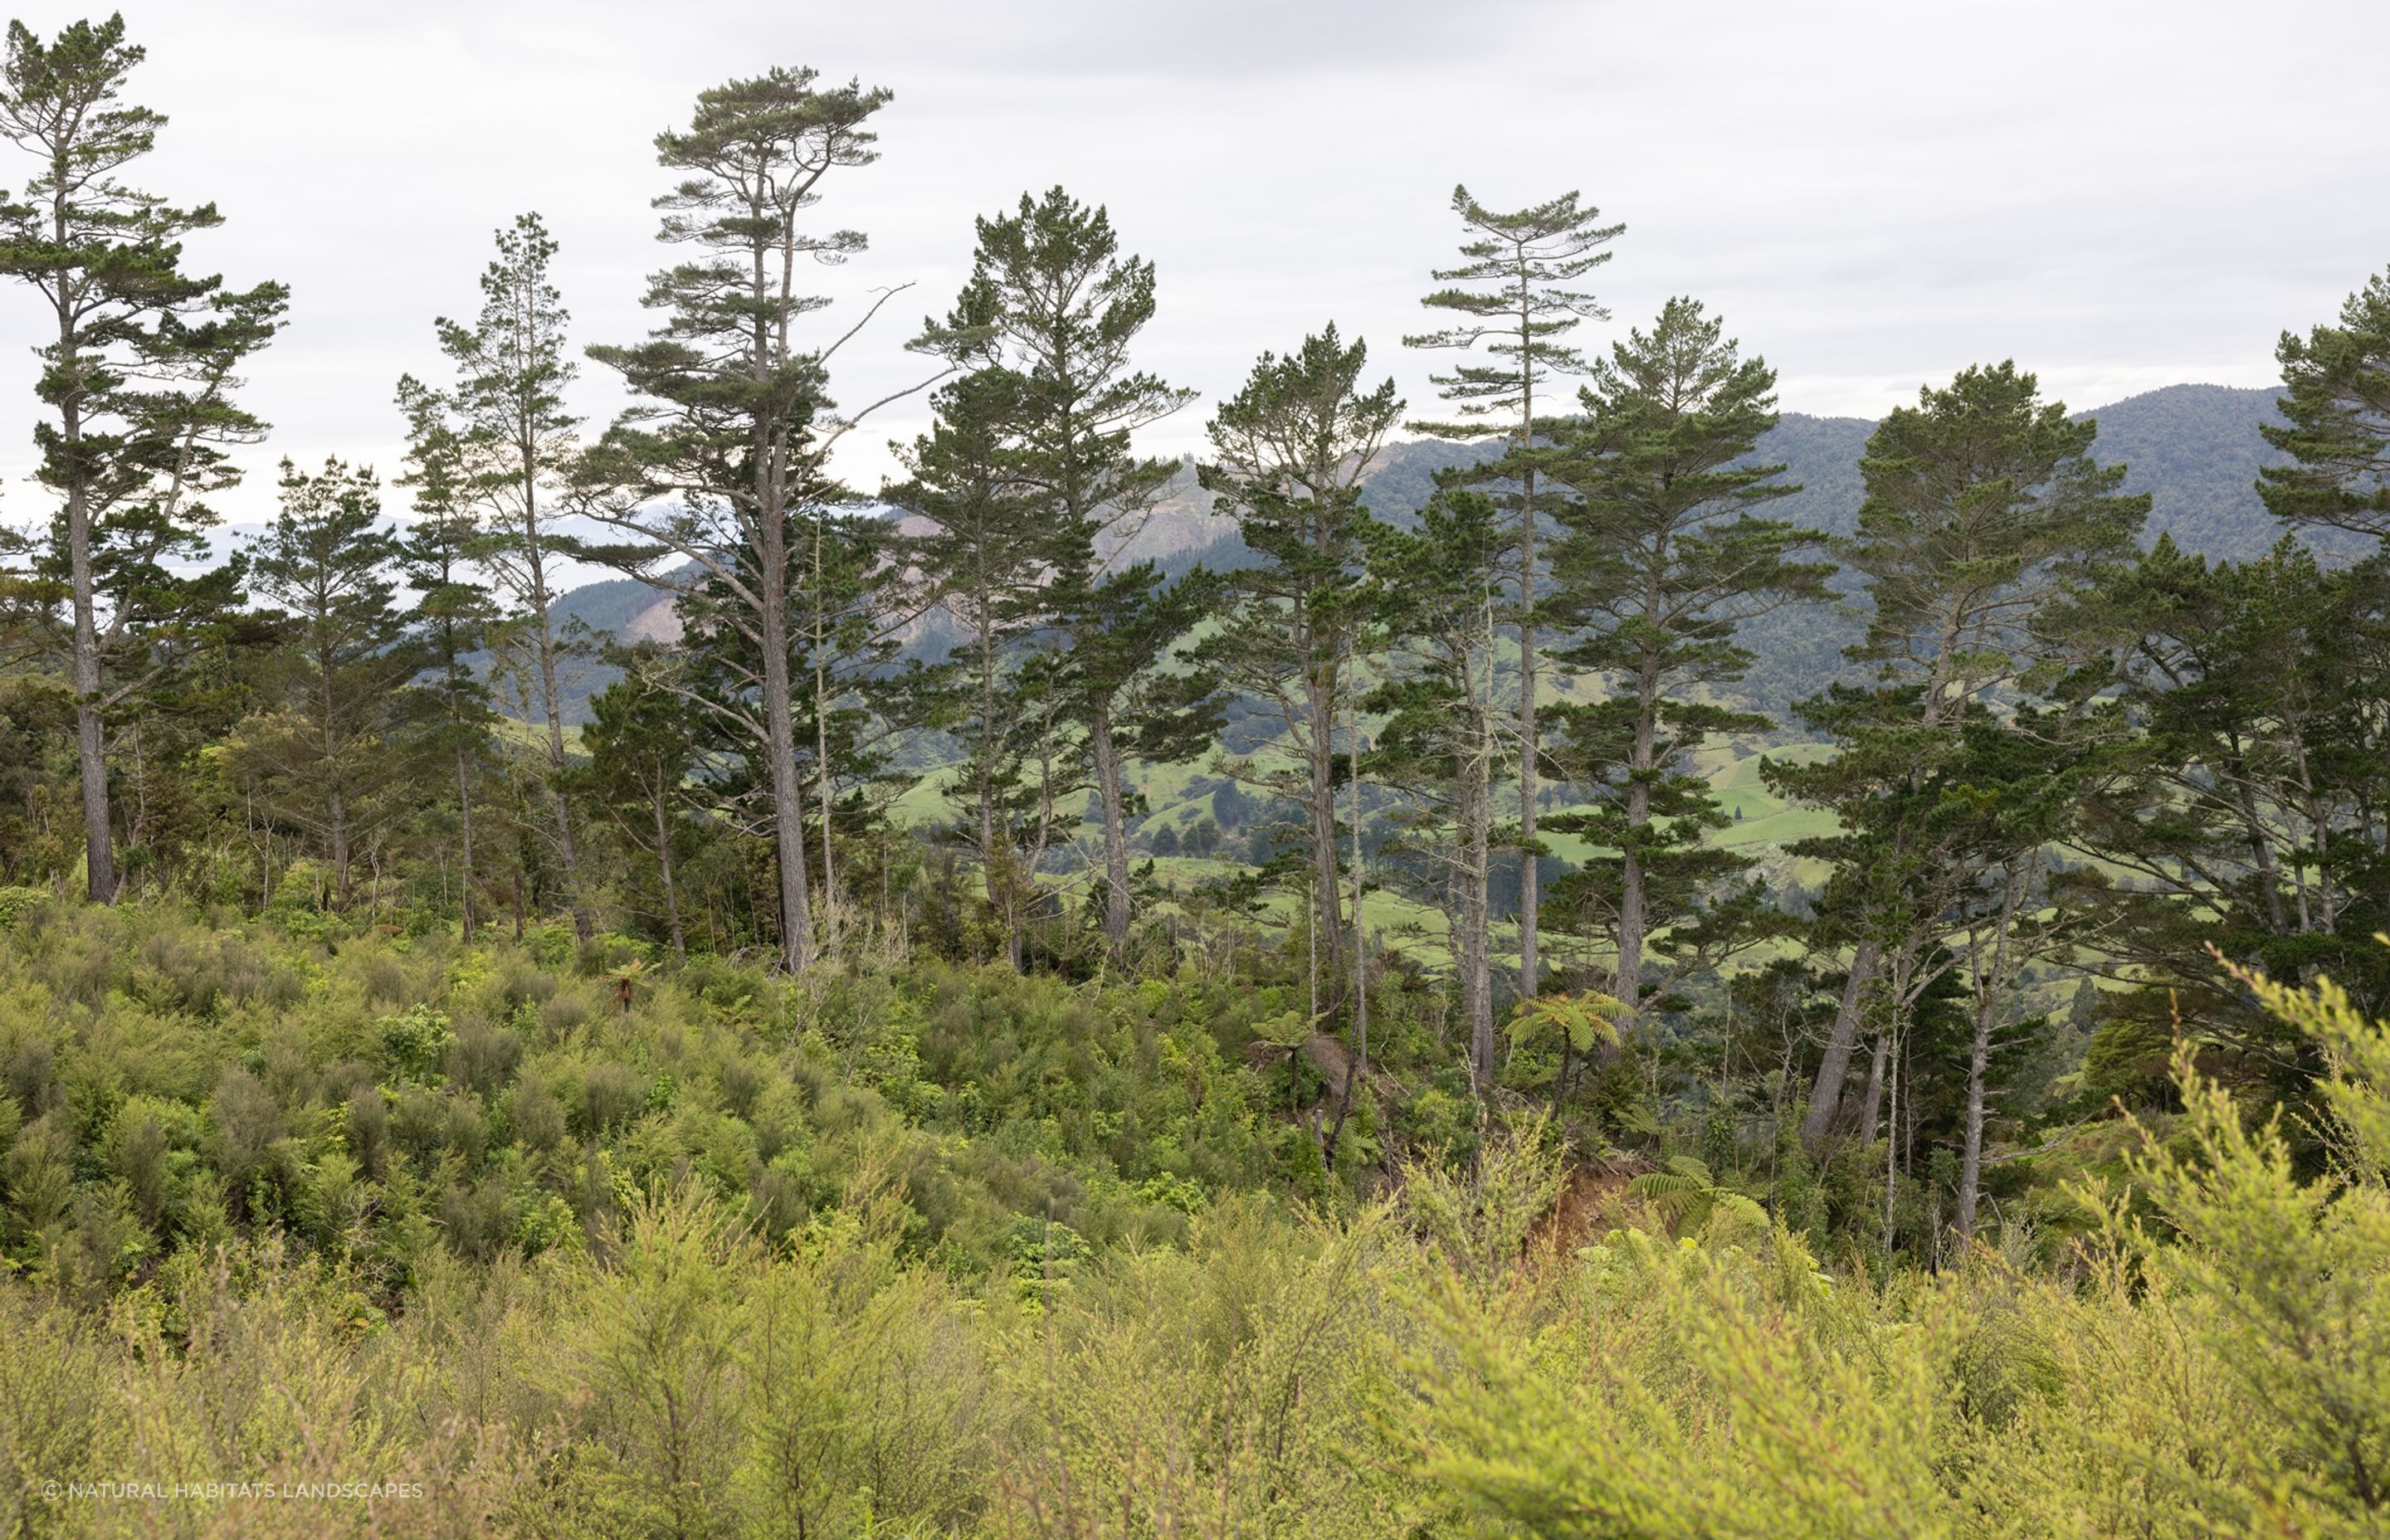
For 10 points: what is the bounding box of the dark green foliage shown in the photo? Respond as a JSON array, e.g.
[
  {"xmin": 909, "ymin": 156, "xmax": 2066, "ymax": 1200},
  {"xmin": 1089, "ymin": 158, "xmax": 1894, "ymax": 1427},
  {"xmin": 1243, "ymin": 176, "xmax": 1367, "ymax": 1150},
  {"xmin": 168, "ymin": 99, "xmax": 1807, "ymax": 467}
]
[
  {"xmin": 1544, "ymin": 297, "xmax": 1831, "ymax": 1008},
  {"xmin": 0, "ymin": 15, "xmax": 285, "ymax": 904},
  {"xmin": 2071, "ymin": 534, "xmax": 2390, "ymax": 1114},
  {"xmin": 226, "ymin": 458, "xmax": 426, "ymax": 909},
  {"xmin": 937, "ymin": 186, "xmax": 1207, "ymax": 951},
  {"xmin": 891, "ymin": 366, "xmax": 1066, "ymax": 964},
  {"xmin": 578, "ymin": 649, "xmax": 708, "ymax": 958},
  {"xmin": 1188, "ymin": 324, "xmax": 1399, "ymax": 1010},
  {"xmin": 2261, "ymin": 265, "xmax": 2390, "ymax": 539},
  {"xmin": 1774, "ymin": 363, "xmax": 2145, "ymax": 1227}
]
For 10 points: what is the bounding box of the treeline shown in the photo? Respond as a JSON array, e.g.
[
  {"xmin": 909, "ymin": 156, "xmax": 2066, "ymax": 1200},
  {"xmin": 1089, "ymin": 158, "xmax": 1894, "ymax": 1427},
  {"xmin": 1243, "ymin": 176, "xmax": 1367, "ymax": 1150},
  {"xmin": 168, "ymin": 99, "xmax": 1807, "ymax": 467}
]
[{"xmin": 1, "ymin": 15, "xmax": 2388, "ymax": 1258}]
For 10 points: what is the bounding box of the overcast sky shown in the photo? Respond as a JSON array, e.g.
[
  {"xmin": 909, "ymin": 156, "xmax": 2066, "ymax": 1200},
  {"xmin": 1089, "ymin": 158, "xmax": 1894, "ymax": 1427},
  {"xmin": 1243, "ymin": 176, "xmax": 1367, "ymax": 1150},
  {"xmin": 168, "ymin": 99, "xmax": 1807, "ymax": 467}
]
[{"xmin": 2, "ymin": 0, "xmax": 2386, "ymax": 560}]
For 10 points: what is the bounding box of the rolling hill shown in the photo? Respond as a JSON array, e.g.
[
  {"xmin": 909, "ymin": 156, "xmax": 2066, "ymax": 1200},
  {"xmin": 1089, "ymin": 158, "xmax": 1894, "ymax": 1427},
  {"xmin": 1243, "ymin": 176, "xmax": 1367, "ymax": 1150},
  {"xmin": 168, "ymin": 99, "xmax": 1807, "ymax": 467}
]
[{"xmin": 547, "ymin": 382, "xmax": 2320, "ymax": 734}]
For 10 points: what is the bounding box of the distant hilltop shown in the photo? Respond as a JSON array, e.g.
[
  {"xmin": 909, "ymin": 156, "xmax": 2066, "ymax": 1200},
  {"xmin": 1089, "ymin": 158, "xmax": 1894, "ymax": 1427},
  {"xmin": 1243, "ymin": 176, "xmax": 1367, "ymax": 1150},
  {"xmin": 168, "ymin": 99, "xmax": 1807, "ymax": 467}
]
[{"xmin": 549, "ymin": 381, "xmax": 2319, "ymax": 724}]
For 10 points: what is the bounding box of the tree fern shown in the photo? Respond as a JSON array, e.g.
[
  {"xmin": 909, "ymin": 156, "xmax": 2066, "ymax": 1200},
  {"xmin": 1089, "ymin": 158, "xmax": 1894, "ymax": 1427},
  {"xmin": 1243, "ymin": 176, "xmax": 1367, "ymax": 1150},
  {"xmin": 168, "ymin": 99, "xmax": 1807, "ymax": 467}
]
[{"xmin": 1626, "ymin": 1156, "xmax": 1767, "ymax": 1236}]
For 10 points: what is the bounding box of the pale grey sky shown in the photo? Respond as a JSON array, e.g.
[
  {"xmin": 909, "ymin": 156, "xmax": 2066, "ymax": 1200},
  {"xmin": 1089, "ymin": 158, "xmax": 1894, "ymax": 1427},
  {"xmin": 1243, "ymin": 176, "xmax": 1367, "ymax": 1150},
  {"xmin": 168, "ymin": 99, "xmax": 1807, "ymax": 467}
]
[{"xmin": 2, "ymin": 0, "xmax": 2386, "ymax": 558}]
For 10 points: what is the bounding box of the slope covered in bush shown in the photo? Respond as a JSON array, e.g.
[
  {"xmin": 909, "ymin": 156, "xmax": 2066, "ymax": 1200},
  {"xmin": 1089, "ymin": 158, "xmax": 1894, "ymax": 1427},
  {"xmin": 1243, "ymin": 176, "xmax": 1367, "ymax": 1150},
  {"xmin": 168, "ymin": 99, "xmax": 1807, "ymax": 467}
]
[{"xmin": 0, "ymin": 901, "xmax": 2383, "ymax": 1538}]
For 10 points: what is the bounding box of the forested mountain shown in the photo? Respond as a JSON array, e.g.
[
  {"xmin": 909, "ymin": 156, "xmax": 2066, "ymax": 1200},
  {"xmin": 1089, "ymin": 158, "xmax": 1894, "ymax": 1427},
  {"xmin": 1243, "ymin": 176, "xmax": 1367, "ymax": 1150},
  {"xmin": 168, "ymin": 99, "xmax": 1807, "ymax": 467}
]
[
  {"xmin": 549, "ymin": 382, "xmax": 2310, "ymax": 730},
  {"xmin": 2, "ymin": 18, "xmax": 2388, "ymax": 1537},
  {"xmin": 550, "ymin": 383, "xmax": 2305, "ymax": 724}
]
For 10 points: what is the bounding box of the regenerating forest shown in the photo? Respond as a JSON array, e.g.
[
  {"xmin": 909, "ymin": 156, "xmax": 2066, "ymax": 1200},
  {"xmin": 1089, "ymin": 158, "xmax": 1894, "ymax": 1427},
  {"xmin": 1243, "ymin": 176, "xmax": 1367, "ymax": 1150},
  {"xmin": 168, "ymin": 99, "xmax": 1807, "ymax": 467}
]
[{"xmin": 1, "ymin": 14, "xmax": 2388, "ymax": 1539}]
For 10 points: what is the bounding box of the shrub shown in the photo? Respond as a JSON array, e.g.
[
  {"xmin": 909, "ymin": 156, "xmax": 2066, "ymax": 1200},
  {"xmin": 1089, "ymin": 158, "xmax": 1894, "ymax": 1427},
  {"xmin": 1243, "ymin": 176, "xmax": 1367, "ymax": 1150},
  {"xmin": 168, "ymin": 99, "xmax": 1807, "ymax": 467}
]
[{"xmin": 379, "ymin": 1006, "xmax": 457, "ymax": 1082}]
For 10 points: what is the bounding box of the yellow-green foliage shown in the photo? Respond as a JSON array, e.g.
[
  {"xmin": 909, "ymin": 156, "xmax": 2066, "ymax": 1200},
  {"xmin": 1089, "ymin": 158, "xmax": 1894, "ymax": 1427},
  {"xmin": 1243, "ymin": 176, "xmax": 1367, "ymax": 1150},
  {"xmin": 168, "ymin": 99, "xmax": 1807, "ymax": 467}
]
[
  {"xmin": 0, "ymin": 905, "xmax": 1289, "ymax": 1306},
  {"xmin": 1397, "ymin": 962, "xmax": 2390, "ymax": 1539},
  {"xmin": 0, "ymin": 913, "xmax": 2385, "ymax": 1537}
]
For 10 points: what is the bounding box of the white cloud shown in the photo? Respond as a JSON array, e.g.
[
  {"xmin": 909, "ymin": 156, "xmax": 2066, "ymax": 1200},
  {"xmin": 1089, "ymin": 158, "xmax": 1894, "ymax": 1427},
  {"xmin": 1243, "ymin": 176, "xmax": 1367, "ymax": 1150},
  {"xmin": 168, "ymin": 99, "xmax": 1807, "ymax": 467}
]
[{"xmin": 0, "ymin": 0, "xmax": 2382, "ymax": 564}]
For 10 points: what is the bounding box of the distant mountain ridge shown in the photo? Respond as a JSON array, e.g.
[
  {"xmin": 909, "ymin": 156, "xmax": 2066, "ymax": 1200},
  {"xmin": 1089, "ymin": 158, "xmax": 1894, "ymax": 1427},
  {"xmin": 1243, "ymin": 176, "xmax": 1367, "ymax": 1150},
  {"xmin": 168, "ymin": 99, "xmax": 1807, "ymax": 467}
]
[{"xmin": 549, "ymin": 382, "xmax": 2328, "ymax": 723}]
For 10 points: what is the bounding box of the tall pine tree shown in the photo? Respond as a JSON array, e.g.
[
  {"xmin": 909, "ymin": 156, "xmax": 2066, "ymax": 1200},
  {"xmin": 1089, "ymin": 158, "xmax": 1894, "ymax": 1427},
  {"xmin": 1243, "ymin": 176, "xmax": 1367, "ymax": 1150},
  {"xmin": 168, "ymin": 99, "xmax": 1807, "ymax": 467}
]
[
  {"xmin": 412, "ymin": 213, "xmax": 593, "ymax": 937},
  {"xmin": 0, "ymin": 16, "xmax": 285, "ymax": 902},
  {"xmin": 583, "ymin": 68, "xmax": 944, "ymax": 973},
  {"xmin": 1407, "ymin": 186, "xmax": 1622, "ymax": 999},
  {"xmin": 1543, "ymin": 299, "xmax": 1827, "ymax": 1017},
  {"xmin": 946, "ymin": 188, "xmax": 1201, "ymax": 954},
  {"xmin": 231, "ymin": 459, "xmax": 422, "ymax": 910},
  {"xmin": 892, "ymin": 367, "xmax": 1067, "ymax": 967},
  {"xmin": 1772, "ymin": 363, "xmax": 2144, "ymax": 1240},
  {"xmin": 396, "ymin": 376, "xmax": 499, "ymax": 940},
  {"xmin": 1194, "ymin": 325, "xmax": 1401, "ymax": 1017}
]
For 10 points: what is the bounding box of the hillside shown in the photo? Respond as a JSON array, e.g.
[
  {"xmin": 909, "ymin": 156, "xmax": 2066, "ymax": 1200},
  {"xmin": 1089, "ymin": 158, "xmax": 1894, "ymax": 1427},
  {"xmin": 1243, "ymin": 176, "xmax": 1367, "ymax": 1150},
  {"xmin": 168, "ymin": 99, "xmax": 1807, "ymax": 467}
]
[
  {"xmin": 544, "ymin": 382, "xmax": 2318, "ymax": 729},
  {"xmin": 1, "ymin": 896, "xmax": 2376, "ymax": 1537},
  {"xmin": 2084, "ymin": 382, "xmax": 2369, "ymax": 563}
]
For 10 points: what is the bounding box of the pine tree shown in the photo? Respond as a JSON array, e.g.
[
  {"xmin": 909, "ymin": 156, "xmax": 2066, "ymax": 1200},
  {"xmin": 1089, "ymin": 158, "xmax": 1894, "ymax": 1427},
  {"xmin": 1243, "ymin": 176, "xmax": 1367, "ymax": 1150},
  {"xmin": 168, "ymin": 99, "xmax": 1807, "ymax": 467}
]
[
  {"xmin": 890, "ymin": 367, "xmax": 1058, "ymax": 967},
  {"xmin": 582, "ymin": 68, "xmax": 944, "ymax": 973},
  {"xmin": 1407, "ymin": 186, "xmax": 1622, "ymax": 1000},
  {"xmin": 1542, "ymin": 298, "xmax": 1830, "ymax": 1016},
  {"xmin": 2072, "ymin": 536, "xmax": 2390, "ymax": 1105},
  {"xmin": 2261, "ymin": 265, "xmax": 2390, "ymax": 539},
  {"xmin": 1771, "ymin": 363, "xmax": 2145, "ymax": 1236},
  {"xmin": 947, "ymin": 188, "xmax": 1199, "ymax": 953},
  {"xmin": 396, "ymin": 376, "xmax": 499, "ymax": 940},
  {"xmin": 1364, "ymin": 490, "xmax": 1510, "ymax": 1089},
  {"xmin": 231, "ymin": 459, "xmax": 422, "ymax": 909},
  {"xmin": 411, "ymin": 213, "xmax": 593, "ymax": 937},
  {"xmin": 0, "ymin": 16, "xmax": 285, "ymax": 903},
  {"xmin": 1194, "ymin": 325, "xmax": 1402, "ymax": 1018}
]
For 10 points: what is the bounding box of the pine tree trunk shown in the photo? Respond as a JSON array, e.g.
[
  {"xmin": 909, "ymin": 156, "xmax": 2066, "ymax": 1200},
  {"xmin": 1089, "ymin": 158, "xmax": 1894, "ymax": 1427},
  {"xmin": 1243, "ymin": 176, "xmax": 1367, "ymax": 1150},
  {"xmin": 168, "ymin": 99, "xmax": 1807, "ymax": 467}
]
[
  {"xmin": 977, "ymin": 631, "xmax": 1001, "ymax": 903},
  {"xmin": 1462, "ymin": 702, "xmax": 1495, "ymax": 1089},
  {"xmin": 652, "ymin": 782, "xmax": 685, "ymax": 962},
  {"xmin": 972, "ymin": 624, "xmax": 1022, "ymax": 970},
  {"xmin": 1860, "ymin": 1025, "xmax": 1892, "ymax": 1143},
  {"xmin": 812, "ymin": 519, "xmax": 841, "ymax": 954},
  {"xmin": 1350, "ymin": 686, "xmax": 1368, "ymax": 1073},
  {"xmin": 1956, "ymin": 1005, "xmax": 1993, "ymax": 1247},
  {"xmin": 73, "ymin": 694, "xmax": 112, "ymax": 904},
  {"xmin": 1090, "ymin": 698, "xmax": 1132, "ymax": 951},
  {"xmin": 1864, "ymin": 929, "xmax": 1919, "ymax": 1147},
  {"xmin": 1514, "ymin": 283, "xmax": 1542, "ymax": 1006},
  {"xmin": 533, "ymin": 578, "xmax": 588, "ymax": 942},
  {"xmin": 1882, "ymin": 1043, "xmax": 1901, "ymax": 1246},
  {"xmin": 760, "ymin": 582, "xmax": 817, "ymax": 973},
  {"xmin": 1305, "ymin": 664, "xmax": 1347, "ymax": 1001},
  {"xmin": 1615, "ymin": 563, "xmax": 1673, "ymax": 1013},
  {"xmin": 1616, "ymin": 667, "xmax": 1664, "ymax": 1016},
  {"xmin": 1957, "ymin": 861, "xmax": 2027, "ymax": 1245},
  {"xmin": 456, "ymin": 743, "xmax": 478, "ymax": 943},
  {"xmin": 1517, "ymin": 465, "xmax": 1539, "ymax": 1000},
  {"xmin": 62, "ymin": 369, "xmax": 115, "ymax": 904},
  {"xmin": 1801, "ymin": 938, "xmax": 1881, "ymax": 1149},
  {"xmin": 329, "ymin": 787, "xmax": 352, "ymax": 910},
  {"xmin": 816, "ymin": 654, "xmax": 839, "ymax": 956}
]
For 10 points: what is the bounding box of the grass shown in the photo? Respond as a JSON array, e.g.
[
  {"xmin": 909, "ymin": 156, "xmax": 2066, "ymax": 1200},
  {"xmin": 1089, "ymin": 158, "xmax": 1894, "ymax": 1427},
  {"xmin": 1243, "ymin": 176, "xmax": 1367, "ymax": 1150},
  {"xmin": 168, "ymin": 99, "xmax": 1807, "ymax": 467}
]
[
  {"xmin": 491, "ymin": 715, "xmax": 587, "ymax": 757},
  {"xmin": 742, "ymin": 724, "xmax": 1852, "ymax": 978}
]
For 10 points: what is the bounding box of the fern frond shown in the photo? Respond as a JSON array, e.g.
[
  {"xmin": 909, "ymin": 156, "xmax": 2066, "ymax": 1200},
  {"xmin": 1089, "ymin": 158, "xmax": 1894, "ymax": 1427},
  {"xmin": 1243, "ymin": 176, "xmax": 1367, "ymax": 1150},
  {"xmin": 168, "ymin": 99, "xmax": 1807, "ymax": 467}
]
[{"xmin": 1612, "ymin": 1104, "xmax": 1661, "ymax": 1138}]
